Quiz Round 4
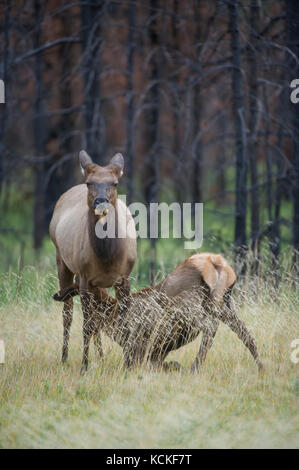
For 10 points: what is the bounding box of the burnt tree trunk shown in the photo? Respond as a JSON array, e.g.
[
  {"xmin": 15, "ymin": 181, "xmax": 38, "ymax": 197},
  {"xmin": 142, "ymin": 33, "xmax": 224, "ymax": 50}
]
[
  {"xmin": 247, "ymin": 0, "xmax": 259, "ymax": 273},
  {"xmin": 33, "ymin": 0, "xmax": 46, "ymax": 250},
  {"xmin": 171, "ymin": 0, "xmax": 183, "ymax": 203},
  {"xmin": 44, "ymin": 8, "xmax": 75, "ymax": 228},
  {"xmin": 81, "ymin": 0, "xmax": 102, "ymax": 163},
  {"xmin": 126, "ymin": 0, "xmax": 136, "ymax": 205},
  {"xmin": 270, "ymin": 85, "xmax": 285, "ymax": 272},
  {"xmin": 228, "ymin": 0, "xmax": 247, "ymax": 272},
  {"xmin": 59, "ymin": 10, "xmax": 74, "ymax": 194},
  {"xmin": 286, "ymin": 0, "xmax": 299, "ymax": 271},
  {"xmin": 192, "ymin": 0, "xmax": 203, "ymax": 206},
  {"xmin": 263, "ymin": 84, "xmax": 272, "ymax": 223},
  {"xmin": 0, "ymin": 0, "xmax": 10, "ymax": 196},
  {"xmin": 144, "ymin": 0, "xmax": 161, "ymax": 284},
  {"xmin": 217, "ymin": 111, "xmax": 227, "ymax": 200}
]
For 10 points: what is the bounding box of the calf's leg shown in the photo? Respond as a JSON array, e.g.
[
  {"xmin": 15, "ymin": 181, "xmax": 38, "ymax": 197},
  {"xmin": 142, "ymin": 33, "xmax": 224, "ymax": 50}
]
[
  {"xmin": 91, "ymin": 287, "xmax": 111, "ymax": 360},
  {"xmin": 80, "ymin": 291, "xmax": 97, "ymax": 374},
  {"xmin": 191, "ymin": 318, "xmax": 220, "ymax": 374},
  {"xmin": 115, "ymin": 277, "xmax": 131, "ymax": 304},
  {"xmin": 93, "ymin": 328, "xmax": 104, "ymax": 359},
  {"xmin": 162, "ymin": 361, "xmax": 182, "ymax": 372},
  {"xmin": 221, "ymin": 297, "xmax": 264, "ymax": 372}
]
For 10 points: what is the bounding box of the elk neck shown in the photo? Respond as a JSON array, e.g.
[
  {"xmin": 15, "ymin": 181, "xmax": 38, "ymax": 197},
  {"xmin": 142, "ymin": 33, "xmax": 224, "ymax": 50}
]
[{"xmin": 87, "ymin": 203, "xmax": 121, "ymax": 265}]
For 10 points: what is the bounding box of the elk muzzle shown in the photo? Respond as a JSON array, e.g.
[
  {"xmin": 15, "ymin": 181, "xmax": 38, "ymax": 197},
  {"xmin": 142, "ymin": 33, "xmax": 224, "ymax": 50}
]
[{"xmin": 94, "ymin": 199, "xmax": 112, "ymax": 218}]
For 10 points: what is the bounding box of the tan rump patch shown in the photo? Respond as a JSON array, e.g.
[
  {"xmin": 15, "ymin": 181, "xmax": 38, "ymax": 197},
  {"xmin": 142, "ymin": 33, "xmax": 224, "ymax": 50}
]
[{"xmin": 188, "ymin": 252, "xmax": 236, "ymax": 297}]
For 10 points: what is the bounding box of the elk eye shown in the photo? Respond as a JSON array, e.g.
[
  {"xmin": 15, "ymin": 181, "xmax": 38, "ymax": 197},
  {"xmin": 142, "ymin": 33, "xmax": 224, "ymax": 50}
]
[{"xmin": 113, "ymin": 182, "xmax": 119, "ymax": 187}]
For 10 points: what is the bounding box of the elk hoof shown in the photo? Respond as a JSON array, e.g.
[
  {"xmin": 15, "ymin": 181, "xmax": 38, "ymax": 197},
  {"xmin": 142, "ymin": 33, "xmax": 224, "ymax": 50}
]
[
  {"xmin": 163, "ymin": 361, "xmax": 182, "ymax": 372},
  {"xmin": 190, "ymin": 363, "xmax": 200, "ymax": 375},
  {"xmin": 61, "ymin": 355, "xmax": 68, "ymax": 364},
  {"xmin": 80, "ymin": 365, "xmax": 88, "ymax": 375}
]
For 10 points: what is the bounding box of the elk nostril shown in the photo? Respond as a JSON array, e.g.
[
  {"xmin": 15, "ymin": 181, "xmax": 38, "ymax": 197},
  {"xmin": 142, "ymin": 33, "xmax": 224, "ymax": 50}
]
[{"xmin": 95, "ymin": 197, "xmax": 107, "ymax": 206}]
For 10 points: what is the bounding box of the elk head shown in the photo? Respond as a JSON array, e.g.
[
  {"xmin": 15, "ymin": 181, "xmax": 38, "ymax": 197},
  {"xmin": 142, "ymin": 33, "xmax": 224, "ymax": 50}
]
[{"xmin": 79, "ymin": 150, "xmax": 124, "ymax": 219}]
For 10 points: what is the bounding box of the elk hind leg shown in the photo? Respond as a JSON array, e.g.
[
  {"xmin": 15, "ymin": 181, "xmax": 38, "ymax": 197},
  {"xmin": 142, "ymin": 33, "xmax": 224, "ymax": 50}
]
[
  {"xmin": 221, "ymin": 300, "xmax": 264, "ymax": 372},
  {"xmin": 57, "ymin": 253, "xmax": 74, "ymax": 364}
]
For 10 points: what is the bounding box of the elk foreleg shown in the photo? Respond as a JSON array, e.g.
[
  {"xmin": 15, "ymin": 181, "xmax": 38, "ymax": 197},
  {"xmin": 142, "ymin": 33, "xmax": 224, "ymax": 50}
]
[
  {"xmin": 56, "ymin": 254, "xmax": 74, "ymax": 364},
  {"xmin": 62, "ymin": 299, "xmax": 73, "ymax": 363},
  {"xmin": 80, "ymin": 292, "xmax": 97, "ymax": 374},
  {"xmin": 221, "ymin": 297, "xmax": 264, "ymax": 373},
  {"xmin": 191, "ymin": 318, "xmax": 220, "ymax": 374}
]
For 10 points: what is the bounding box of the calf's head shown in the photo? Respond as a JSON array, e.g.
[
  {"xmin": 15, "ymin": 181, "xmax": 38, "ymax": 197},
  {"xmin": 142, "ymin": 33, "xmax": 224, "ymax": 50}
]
[{"xmin": 79, "ymin": 150, "xmax": 124, "ymax": 218}]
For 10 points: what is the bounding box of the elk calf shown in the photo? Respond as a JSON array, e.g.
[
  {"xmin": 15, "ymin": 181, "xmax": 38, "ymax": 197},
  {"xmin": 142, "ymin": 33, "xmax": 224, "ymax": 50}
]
[{"xmin": 53, "ymin": 253, "xmax": 264, "ymax": 374}]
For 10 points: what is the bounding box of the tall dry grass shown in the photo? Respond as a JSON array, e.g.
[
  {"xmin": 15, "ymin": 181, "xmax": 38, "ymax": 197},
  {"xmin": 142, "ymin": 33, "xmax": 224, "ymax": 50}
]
[{"xmin": 0, "ymin": 259, "xmax": 298, "ymax": 449}]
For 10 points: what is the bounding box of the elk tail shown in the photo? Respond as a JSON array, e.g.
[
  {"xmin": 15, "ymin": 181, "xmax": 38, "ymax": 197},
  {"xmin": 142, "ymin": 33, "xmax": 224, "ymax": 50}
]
[{"xmin": 53, "ymin": 284, "xmax": 79, "ymax": 302}]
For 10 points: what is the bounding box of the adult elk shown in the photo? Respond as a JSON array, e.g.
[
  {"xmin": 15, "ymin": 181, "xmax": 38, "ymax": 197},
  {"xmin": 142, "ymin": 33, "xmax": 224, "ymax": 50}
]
[
  {"xmin": 53, "ymin": 253, "xmax": 264, "ymax": 374},
  {"xmin": 50, "ymin": 150, "xmax": 137, "ymax": 372}
]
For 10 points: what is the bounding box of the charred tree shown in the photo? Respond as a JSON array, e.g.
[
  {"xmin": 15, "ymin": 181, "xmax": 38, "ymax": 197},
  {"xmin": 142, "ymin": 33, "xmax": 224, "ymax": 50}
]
[
  {"xmin": 81, "ymin": 0, "xmax": 103, "ymax": 163},
  {"xmin": 192, "ymin": 0, "xmax": 203, "ymax": 206},
  {"xmin": 0, "ymin": 0, "xmax": 10, "ymax": 196},
  {"xmin": 270, "ymin": 84, "xmax": 285, "ymax": 272},
  {"xmin": 126, "ymin": 0, "xmax": 136, "ymax": 205},
  {"xmin": 171, "ymin": 0, "xmax": 183, "ymax": 203},
  {"xmin": 144, "ymin": 0, "xmax": 161, "ymax": 284},
  {"xmin": 217, "ymin": 111, "xmax": 227, "ymax": 201},
  {"xmin": 33, "ymin": 0, "xmax": 46, "ymax": 250},
  {"xmin": 247, "ymin": 0, "xmax": 260, "ymax": 273},
  {"xmin": 263, "ymin": 84, "xmax": 272, "ymax": 223},
  {"xmin": 228, "ymin": 0, "xmax": 247, "ymax": 271},
  {"xmin": 286, "ymin": 0, "xmax": 299, "ymax": 271},
  {"xmin": 44, "ymin": 9, "xmax": 75, "ymax": 228}
]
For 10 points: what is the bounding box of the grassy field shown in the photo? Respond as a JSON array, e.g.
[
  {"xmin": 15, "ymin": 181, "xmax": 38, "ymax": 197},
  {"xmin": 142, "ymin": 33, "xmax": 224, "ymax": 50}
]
[{"xmin": 0, "ymin": 255, "xmax": 298, "ymax": 449}]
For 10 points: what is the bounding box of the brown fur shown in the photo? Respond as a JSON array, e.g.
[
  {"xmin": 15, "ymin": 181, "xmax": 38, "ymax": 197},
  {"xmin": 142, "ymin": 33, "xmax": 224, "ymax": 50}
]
[
  {"xmin": 53, "ymin": 253, "xmax": 263, "ymax": 374},
  {"xmin": 49, "ymin": 150, "xmax": 137, "ymax": 373}
]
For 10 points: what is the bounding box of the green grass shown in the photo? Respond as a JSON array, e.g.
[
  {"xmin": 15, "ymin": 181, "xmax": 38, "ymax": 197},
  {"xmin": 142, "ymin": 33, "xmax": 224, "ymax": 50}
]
[
  {"xmin": 0, "ymin": 178, "xmax": 298, "ymax": 448},
  {"xmin": 0, "ymin": 257, "xmax": 298, "ymax": 449}
]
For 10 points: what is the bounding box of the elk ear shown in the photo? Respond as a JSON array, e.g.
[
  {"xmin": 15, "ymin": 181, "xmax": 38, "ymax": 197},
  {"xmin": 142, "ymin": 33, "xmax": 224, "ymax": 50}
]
[
  {"xmin": 109, "ymin": 153, "xmax": 124, "ymax": 177},
  {"xmin": 79, "ymin": 150, "xmax": 93, "ymax": 175}
]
